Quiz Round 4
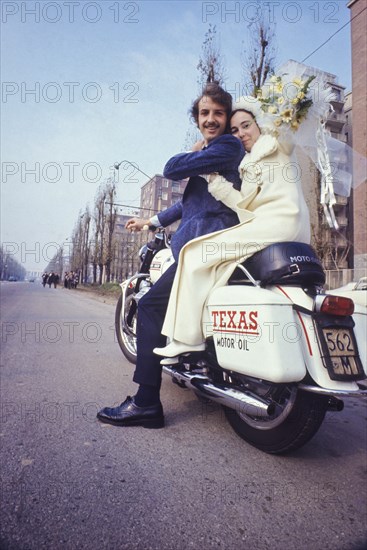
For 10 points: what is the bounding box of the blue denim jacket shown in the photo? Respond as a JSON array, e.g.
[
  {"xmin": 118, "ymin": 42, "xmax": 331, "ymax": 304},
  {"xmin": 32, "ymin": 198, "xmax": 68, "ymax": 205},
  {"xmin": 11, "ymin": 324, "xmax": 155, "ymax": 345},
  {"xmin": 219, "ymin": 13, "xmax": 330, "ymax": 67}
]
[{"xmin": 158, "ymin": 134, "xmax": 244, "ymax": 260}]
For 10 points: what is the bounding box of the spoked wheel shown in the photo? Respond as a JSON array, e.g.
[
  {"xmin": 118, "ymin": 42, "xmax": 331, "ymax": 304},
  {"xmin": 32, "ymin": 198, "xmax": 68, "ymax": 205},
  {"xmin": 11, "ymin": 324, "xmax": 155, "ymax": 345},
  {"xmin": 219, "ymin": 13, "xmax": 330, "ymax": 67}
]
[
  {"xmin": 115, "ymin": 294, "xmax": 137, "ymax": 364},
  {"xmin": 224, "ymin": 385, "xmax": 328, "ymax": 454}
]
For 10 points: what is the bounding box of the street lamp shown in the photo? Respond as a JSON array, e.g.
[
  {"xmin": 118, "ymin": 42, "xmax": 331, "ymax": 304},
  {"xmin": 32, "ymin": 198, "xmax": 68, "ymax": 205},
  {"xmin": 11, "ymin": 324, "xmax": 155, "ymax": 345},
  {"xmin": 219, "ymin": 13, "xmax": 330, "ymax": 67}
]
[{"xmin": 113, "ymin": 160, "xmax": 152, "ymax": 181}]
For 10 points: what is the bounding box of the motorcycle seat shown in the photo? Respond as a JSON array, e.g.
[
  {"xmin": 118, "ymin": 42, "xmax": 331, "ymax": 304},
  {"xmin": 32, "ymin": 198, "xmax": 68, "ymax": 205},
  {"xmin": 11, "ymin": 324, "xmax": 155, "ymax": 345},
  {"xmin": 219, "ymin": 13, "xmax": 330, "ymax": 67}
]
[{"xmin": 228, "ymin": 242, "xmax": 325, "ymax": 287}]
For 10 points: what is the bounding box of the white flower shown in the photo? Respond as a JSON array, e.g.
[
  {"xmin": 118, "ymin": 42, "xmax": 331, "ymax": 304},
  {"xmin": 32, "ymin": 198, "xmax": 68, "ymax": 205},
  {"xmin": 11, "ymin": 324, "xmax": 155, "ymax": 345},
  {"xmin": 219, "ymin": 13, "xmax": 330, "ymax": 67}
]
[{"xmin": 283, "ymin": 83, "xmax": 299, "ymax": 102}]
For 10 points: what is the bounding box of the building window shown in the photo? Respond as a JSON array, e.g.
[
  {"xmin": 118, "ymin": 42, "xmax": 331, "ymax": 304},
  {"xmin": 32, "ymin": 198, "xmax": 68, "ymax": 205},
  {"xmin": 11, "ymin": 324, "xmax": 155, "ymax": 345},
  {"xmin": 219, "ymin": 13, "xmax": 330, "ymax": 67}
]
[
  {"xmin": 333, "ymin": 89, "xmax": 342, "ymax": 101},
  {"xmin": 162, "ymin": 192, "xmax": 168, "ymax": 201}
]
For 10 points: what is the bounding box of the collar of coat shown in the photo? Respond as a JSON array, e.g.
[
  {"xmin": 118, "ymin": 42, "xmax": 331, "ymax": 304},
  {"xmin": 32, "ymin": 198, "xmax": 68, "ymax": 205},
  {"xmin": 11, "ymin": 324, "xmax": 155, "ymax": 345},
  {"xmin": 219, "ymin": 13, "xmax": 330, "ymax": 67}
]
[
  {"xmin": 240, "ymin": 134, "xmax": 278, "ymax": 170},
  {"xmin": 239, "ymin": 134, "xmax": 296, "ymax": 174}
]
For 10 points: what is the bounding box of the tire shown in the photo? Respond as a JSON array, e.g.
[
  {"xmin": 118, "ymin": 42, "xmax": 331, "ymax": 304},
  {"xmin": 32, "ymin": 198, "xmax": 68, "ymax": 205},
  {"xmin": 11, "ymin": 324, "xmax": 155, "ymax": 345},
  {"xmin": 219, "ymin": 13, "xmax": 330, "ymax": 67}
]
[
  {"xmin": 115, "ymin": 293, "xmax": 137, "ymax": 364},
  {"xmin": 224, "ymin": 386, "xmax": 328, "ymax": 454}
]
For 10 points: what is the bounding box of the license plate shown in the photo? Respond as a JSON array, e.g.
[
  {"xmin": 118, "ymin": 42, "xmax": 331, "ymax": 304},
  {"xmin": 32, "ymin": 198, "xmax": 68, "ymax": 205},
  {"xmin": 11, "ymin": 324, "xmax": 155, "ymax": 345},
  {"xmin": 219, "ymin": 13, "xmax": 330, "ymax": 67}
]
[{"xmin": 322, "ymin": 327, "xmax": 364, "ymax": 381}]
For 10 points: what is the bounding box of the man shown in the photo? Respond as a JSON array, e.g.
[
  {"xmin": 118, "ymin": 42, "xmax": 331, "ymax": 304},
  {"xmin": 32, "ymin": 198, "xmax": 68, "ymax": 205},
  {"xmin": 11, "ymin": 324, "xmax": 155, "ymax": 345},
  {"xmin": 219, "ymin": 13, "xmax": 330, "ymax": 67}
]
[{"xmin": 97, "ymin": 82, "xmax": 244, "ymax": 428}]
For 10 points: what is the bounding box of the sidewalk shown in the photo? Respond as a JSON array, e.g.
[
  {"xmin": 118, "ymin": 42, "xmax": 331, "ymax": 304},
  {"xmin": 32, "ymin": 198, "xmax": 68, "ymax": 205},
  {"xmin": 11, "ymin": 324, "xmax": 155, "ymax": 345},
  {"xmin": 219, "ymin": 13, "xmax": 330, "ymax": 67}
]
[{"xmin": 64, "ymin": 283, "xmax": 120, "ymax": 305}]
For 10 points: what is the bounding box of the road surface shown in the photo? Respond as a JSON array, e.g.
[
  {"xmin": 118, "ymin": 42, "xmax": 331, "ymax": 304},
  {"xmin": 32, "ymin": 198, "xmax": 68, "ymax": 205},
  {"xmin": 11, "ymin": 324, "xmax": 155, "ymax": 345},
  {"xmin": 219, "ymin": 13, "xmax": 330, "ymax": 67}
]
[{"xmin": 1, "ymin": 281, "xmax": 366, "ymax": 549}]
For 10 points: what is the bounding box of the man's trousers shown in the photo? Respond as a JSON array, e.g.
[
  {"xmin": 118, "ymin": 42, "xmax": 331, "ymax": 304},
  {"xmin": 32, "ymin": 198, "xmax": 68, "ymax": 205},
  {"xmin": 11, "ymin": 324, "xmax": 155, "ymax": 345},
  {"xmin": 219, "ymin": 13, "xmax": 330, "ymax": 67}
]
[{"xmin": 133, "ymin": 262, "xmax": 177, "ymax": 388}]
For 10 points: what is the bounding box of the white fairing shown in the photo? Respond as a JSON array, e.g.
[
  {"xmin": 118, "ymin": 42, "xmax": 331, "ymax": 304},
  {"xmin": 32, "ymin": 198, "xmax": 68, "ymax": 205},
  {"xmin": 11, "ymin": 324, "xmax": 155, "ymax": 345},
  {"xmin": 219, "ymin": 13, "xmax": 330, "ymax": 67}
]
[
  {"xmin": 149, "ymin": 249, "xmax": 175, "ymax": 284},
  {"xmin": 206, "ymin": 285, "xmax": 306, "ymax": 383}
]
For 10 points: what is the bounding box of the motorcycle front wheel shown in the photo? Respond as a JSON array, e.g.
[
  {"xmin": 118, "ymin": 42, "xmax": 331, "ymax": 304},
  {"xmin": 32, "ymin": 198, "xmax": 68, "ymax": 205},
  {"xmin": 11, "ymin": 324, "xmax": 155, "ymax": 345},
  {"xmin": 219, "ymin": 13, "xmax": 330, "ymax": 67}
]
[
  {"xmin": 115, "ymin": 294, "xmax": 137, "ymax": 364},
  {"xmin": 224, "ymin": 386, "xmax": 328, "ymax": 454}
]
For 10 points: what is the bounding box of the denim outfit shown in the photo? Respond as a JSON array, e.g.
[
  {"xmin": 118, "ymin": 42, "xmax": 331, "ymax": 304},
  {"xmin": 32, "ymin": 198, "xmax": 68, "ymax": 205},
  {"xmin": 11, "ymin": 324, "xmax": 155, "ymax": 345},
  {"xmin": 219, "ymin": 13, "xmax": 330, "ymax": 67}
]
[{"xmin": 133, "ymin": 134, "xmax": 244, "ymax": 388}]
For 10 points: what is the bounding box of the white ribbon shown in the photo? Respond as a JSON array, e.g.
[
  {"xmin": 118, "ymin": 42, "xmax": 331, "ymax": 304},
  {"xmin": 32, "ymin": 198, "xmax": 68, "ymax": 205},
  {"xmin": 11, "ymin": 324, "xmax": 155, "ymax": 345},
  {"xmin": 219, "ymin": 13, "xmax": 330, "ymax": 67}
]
[{"xmin": 316, "ymin": 123, "xmax": 339, "ymax": 230}]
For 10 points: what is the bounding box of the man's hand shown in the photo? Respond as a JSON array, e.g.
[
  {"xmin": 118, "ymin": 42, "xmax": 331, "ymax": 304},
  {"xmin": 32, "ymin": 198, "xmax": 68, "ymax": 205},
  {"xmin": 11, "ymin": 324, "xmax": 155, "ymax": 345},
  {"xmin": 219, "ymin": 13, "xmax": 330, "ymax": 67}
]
[{"xmin": 125, "ymin": 218, "xmax": 151, "ymax": 232}]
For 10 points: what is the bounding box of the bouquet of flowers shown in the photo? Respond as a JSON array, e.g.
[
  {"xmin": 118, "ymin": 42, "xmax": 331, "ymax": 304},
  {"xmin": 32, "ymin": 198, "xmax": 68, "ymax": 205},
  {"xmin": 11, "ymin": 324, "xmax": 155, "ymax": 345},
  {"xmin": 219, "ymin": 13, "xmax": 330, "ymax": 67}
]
[
  {"xmin": 233, "ymin": 60, "xmax": 362, "ymax": 231},
  {"xmin": 256, "ymin": 74, "xmax": 316, "ymax": 133}
]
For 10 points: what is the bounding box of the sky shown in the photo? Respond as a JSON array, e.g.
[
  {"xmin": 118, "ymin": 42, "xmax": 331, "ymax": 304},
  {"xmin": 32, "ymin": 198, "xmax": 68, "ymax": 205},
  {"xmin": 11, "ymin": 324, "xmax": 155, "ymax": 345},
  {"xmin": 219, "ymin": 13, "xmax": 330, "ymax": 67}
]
[{"xmin": 1, "ymin": 0, "xmax": 354, "ymax": 273}]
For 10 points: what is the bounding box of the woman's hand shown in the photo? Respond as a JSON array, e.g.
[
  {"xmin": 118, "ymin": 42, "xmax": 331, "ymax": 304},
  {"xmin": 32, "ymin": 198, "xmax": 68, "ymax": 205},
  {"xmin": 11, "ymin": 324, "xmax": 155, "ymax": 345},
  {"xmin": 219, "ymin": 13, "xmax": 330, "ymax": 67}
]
[
  {"xmin": 208, "ymin": 172, "xmax": 219, "ymax": 184},
  {"xmin": 191, "ymin": 140, "xmax": 205, "ymax": 152},
  {"xmin": 125, "ymin": 218, "xmax": 151, "ymax": 232}
]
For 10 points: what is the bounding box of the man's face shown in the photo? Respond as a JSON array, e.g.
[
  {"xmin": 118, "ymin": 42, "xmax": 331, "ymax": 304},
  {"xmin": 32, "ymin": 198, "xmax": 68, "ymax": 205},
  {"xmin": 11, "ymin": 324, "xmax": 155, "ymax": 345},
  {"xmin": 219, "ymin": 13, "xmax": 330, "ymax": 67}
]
[{"xmin": 197, "ymin": 96, "xmax": 228, "ymax": 144}]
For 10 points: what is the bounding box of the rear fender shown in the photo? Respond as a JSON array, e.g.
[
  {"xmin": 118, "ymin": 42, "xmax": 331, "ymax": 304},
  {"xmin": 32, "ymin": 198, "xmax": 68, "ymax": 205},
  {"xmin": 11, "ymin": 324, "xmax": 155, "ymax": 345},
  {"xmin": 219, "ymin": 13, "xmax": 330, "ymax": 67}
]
[{"xmin": 272, "ymin": 286, "xmax": 365, "ymax": 391}]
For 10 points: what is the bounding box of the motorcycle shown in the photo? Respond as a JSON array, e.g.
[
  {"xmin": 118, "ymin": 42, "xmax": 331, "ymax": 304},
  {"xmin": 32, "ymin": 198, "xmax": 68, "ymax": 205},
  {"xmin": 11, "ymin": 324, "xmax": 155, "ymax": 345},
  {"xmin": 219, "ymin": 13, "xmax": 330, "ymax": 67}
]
[{"xmin": 115, "ymin": 230, "xmax": 367, "ymax": 454}]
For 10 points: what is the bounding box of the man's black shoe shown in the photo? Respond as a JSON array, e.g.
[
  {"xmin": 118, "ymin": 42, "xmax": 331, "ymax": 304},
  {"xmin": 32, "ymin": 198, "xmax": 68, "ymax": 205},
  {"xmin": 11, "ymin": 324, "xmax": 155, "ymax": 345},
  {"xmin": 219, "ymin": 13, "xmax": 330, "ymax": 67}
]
[{"xmin": 96, "ymin": 396, "xmax": 164, "ymax": 428}]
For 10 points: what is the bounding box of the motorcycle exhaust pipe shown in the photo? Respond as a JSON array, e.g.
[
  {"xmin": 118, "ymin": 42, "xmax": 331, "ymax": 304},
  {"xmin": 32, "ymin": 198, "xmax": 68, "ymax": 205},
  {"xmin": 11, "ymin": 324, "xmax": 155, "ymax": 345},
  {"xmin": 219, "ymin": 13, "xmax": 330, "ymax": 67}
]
[{"xmin": 162, "ymin": 366, "xmax": 275, "ymax": 418}]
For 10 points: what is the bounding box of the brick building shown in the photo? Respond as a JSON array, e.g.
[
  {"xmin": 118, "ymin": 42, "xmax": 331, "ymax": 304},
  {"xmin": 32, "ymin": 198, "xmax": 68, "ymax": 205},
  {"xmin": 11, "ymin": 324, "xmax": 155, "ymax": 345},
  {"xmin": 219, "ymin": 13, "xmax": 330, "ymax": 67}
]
[
  {"xmin": 347, "ymin": 0, "xmax": 367, "ymax": 270},
  {"xmin": 111, "ymin": 175, "xmax": 187, "ymax": 281},
  {"xmin": 111, "ymin": 214, "xmax": 146, "ymax": 281},
  {"xmin": 140, "ymin": 174, "xmax": 187, "ymax": 234}
]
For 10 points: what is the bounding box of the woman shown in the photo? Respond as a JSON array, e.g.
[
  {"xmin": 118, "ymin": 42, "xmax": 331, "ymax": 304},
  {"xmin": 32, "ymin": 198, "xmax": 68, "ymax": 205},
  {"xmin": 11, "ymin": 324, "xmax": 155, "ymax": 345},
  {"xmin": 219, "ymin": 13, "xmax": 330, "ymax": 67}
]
[{"xmin": 154, "ymin": 95, "xmax": 312, "ymax": 358}]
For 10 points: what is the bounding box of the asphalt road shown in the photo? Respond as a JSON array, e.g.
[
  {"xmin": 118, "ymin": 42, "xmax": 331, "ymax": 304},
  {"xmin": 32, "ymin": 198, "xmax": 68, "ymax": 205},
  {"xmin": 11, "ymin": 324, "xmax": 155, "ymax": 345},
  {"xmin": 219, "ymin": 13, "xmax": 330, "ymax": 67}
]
[{"xmin": 1, "ymin": 281, "xmax": 366, "ymax": 550}]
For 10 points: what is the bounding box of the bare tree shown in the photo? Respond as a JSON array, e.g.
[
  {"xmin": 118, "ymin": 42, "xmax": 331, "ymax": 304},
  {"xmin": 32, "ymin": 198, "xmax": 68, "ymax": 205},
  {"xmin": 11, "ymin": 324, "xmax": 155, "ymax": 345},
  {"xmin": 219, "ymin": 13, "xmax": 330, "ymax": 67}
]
[
  {"xmin": 91, "ymin": 185, "xmax": 107, "ymax": 285},
  {"xmin": 0, "ymin": 244, "xmax": 26, "ymax": 281},
  {"xmin": 182, "ymin": 125, "xmax": 201, "ymax": 152},
  {"xmin": 104, "ymin": 179, "xmax": 117, "ymax": 283},
  {"xmin": 183, "ymin": 24, "xmax": 226, "ymax": 150},
  {"xmin": 70, "ymin": 213, "xmax": 84, "ymax": 275},
  {"xmin": 242, "ymin": 16, "xmax": 277, "ymax": 96},
  {"xmin": 197, "ymin": 24, "xmax": 226, "ymax": 88},
  {"xmin": 82, "ymin": 207, "xmax": 91, "ymax": 284}
]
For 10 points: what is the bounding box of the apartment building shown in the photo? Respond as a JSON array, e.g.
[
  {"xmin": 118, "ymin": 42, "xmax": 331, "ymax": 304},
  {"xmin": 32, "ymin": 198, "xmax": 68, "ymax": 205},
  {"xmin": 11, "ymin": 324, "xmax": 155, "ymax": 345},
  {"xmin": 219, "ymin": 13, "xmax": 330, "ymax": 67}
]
[
  {"xmin": 140, "ymin": 174, "xmax": 187, "ymax": 233},
  {"xmin": 348, "ymin": 0, "xmax": 367, "ymax": 270},
  {"xmin": 277, "ymin": 60, "xmax": 352, "ymax": 270},
  {"xmin": 111, "ymin": 175, "xmax": 187, "ymax": 281}
]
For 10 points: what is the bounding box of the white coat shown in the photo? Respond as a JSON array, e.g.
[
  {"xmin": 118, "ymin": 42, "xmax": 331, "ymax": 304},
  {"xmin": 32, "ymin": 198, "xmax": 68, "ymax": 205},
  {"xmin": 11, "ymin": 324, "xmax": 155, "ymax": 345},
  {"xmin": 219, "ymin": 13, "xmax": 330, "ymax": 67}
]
[{"xmin": 162, "ymin": 134, "xmax": 311, "ymax": 345}]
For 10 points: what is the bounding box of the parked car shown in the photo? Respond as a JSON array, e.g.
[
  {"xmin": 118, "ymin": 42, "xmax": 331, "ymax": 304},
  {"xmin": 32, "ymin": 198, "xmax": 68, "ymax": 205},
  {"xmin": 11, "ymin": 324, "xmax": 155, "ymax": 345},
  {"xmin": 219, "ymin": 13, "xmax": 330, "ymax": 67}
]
[
  {"xmin": 8, "ymin": 276, "xmax": 18, "ymax": 282},
  {"xmin": 328, "ymin": 277, "xmax": 367, "ymax": 307},
  {"xmin": 355, "ymin": 277, "xmax": 367, "ymax": 290}
]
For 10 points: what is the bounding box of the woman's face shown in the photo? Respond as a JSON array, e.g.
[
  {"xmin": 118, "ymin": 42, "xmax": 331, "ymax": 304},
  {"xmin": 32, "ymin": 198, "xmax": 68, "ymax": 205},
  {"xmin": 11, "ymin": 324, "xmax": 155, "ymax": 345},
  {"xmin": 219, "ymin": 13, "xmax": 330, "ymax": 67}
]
[{"xmin": 230, "ymin": 111, "xmax": 261, "ymax": 152}]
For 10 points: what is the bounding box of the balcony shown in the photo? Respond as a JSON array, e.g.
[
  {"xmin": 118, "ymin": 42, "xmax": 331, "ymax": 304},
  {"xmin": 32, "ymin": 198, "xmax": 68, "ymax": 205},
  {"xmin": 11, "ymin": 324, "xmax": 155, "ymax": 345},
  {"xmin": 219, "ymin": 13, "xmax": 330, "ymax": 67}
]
[
  {"xmin": 330, "ymin": 98, "xmax": 344, "ymax": 110},
  {"xmin": 335, "ymin": 195, "xmax": 348, "ymax": 205},
  {"xmin": 326, "ymin": 112, "xmax": 346, "ymax": 133}
]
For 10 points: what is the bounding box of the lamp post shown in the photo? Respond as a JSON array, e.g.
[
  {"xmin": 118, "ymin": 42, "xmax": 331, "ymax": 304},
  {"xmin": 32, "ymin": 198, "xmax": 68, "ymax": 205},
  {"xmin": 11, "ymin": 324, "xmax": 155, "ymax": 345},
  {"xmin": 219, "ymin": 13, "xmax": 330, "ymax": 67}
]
[
  {"xmin": 113, "ymin": 160, "xmax": 152, "ymax": 182},
  {"xmin": 111, "ymin": 160, "xmax": 154, "ymax": 281}
]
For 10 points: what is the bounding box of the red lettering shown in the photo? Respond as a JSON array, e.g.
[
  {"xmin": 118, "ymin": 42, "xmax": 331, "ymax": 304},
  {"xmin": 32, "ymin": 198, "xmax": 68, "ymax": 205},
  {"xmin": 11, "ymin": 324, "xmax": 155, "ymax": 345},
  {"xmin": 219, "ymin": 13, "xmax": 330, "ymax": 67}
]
[
  {"xmin": 249, "ymin": 311, "xmax": 258, "ymax": 331},
  {"xmin": 219, "ymin": 311, "xmax": 226, "ymax": 328},
  {"xmin": 227, "ymin": 310, "xmax": 237, "ymax": 329},
  {"xmin": 238, "ymin": 311, "xmax": 248, "ymax": 330},
  {"xmin": 211, "ymin": 311, "xmax": 219, "ymax": 327}
]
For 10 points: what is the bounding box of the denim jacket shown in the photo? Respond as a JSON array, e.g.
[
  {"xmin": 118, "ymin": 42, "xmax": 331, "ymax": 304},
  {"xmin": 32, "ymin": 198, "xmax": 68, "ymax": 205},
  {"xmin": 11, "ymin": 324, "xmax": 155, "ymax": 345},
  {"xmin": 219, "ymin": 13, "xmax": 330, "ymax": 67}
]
[{"xmin": 158, "ymin": 134, "xmax": 244, "ymax": 260}]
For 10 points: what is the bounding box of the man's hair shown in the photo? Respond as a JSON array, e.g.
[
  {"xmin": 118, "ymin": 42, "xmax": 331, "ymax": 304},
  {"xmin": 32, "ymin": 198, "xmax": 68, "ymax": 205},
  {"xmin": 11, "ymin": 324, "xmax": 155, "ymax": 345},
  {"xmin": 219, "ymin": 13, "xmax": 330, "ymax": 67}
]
[{"xmin": 190, "ymin": 82, "xmax": 232, "ymax": 126}]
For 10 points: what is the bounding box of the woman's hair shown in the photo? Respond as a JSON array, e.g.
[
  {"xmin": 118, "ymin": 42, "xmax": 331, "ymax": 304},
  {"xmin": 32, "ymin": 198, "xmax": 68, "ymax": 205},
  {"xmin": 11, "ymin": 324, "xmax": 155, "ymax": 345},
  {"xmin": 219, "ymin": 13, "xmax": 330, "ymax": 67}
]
[
  {"xmin": 230, "ymin": 108, "xmax": 256, "ymax": 121},
  {"xmin": 190, "ymin": 82, "xmax": 232, "ymax": 125}
]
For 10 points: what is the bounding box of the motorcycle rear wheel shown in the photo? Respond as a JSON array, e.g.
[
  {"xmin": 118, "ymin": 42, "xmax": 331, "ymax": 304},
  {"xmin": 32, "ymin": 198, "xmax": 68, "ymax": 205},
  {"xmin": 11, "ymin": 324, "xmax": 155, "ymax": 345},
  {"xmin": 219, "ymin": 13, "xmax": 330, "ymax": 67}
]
[
  {"xmin": 224, "ymin": 386, "xmax": 328, "ymax": 454},
  {"xmin": 115, "ymin": 294, "xmax": 137, "ymax": 364}
]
